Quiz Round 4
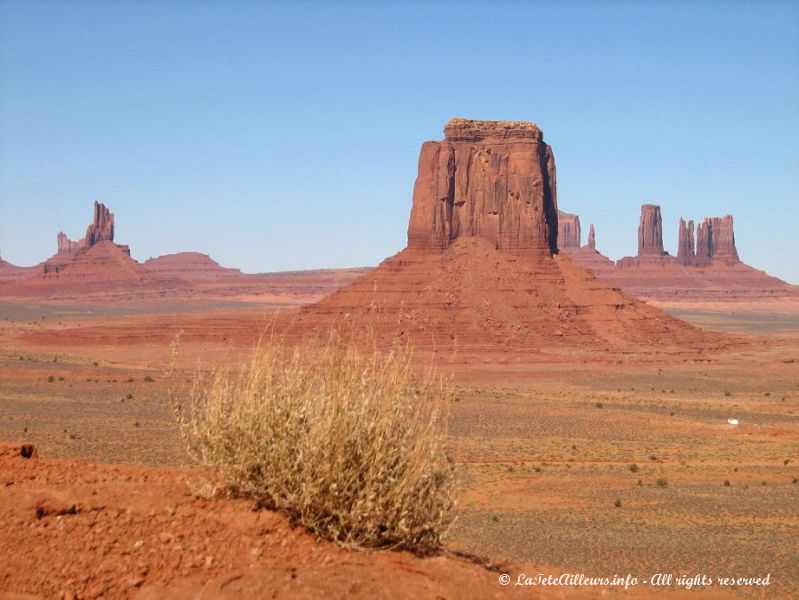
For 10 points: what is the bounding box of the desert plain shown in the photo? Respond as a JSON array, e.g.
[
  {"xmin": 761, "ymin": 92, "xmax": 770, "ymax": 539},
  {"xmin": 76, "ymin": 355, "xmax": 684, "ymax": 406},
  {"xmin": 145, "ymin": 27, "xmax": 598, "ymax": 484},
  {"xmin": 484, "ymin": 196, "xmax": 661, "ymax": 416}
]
[{"xmin": 1, "ymin": 291, "xmax": 798, "ymax": 599}]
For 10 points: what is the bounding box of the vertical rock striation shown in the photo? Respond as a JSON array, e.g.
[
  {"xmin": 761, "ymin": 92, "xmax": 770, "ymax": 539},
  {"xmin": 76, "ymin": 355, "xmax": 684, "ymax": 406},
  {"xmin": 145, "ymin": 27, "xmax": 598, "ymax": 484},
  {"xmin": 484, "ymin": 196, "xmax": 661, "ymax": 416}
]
[
  {"xmin": 557, "ymin": 211, "xmax": 581, "ymax": 248},
  {"xmin": 677, "ymin": 218, "xmax": 695, "ymax": 265},
  {"xmin": 706, "ymin": 215, "xmax": 739, "ymax": 265},
  {"xmin": 407, "ymin": 118, "xmax": 558, "ymax": 256}
]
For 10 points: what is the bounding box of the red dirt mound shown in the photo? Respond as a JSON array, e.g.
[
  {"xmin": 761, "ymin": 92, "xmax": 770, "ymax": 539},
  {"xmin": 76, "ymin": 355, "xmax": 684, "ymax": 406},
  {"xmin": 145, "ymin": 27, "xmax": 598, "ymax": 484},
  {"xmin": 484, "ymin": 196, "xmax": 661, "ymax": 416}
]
[{"xmin": 0, "ymin": 443, "xmax": 523, "ymax": 600}]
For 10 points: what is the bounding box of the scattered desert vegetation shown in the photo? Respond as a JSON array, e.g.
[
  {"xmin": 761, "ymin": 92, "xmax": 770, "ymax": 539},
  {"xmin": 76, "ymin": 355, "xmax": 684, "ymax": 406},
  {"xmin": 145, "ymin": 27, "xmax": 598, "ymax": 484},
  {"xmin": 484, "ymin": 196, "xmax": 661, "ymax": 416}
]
[{"xmin": 175, "ymin": 333, "xmax": 456, "ymax": 552}]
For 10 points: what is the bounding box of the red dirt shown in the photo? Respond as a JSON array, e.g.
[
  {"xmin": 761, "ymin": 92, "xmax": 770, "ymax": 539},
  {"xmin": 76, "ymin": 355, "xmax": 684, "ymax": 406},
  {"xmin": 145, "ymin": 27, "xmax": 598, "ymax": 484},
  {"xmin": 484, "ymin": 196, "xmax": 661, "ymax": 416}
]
[{"xmin": 0, "ymin": 442, "xmax": 529, "ymax": 600}]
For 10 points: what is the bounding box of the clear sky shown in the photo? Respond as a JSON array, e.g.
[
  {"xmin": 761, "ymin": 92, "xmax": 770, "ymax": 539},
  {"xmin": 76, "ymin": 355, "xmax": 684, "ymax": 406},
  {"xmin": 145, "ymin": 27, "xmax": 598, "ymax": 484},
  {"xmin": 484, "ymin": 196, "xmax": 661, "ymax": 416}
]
[{"xmin": 1, "ymin": 1, "xmax": 797, "ymax": 282}]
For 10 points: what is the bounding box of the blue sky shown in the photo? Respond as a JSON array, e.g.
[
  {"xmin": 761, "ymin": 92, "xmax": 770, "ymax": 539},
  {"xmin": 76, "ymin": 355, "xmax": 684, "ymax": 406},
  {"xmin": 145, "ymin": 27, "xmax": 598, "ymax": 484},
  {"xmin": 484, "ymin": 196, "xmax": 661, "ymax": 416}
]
[{"xmin": 1, "ymin": 0, "xmax": 797, "ymax": 282}]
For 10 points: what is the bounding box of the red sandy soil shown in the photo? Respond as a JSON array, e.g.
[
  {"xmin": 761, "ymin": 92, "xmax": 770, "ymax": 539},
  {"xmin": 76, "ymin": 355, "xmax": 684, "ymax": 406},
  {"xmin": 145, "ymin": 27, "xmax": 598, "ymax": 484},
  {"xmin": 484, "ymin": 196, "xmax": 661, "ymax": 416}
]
[
  {"xmin": 289, "ymin": 237, "xmax": 740, "ymax": 357},
  {"xmin": 0, "ymin": 442, "xmax": 518, "ymax": 600},
  {"xmin": 1, "ymin": 442, "xmax": 746, "ymax": 600}
]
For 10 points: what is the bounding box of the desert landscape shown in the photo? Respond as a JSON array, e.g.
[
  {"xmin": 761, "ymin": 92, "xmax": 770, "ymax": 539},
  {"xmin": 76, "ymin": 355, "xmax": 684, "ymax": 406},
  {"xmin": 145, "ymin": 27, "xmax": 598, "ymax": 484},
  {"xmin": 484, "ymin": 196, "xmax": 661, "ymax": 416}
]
[
  {"xmin": 2, "ymin": 116, "xmax": 797, "ymax": 600},
  {"xmin": 2, "ymin": 3, "xmax": 798, "ymax": 599}
]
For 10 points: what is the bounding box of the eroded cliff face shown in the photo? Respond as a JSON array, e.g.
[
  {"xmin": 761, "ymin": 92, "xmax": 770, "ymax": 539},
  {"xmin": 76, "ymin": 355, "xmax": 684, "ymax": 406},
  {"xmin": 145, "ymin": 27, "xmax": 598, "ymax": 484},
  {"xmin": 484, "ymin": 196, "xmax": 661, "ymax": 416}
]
[
  {"xmin": 557, "ymin": 211, "xmax": 581, "ymax": 248},
  {"xmin": 407, "ymin": 118, "xmax": 558, "ymax": 256},
  {"xmin": 705, "ymin": 215, "xmax": 739, "ymax": 265},
  {"xmin": 57, "ymin": 202, "xmax": 116, "ymax": 255},
  {"xmin": 682, "ymin": 215, "xmax": 739, "ymax": 266},
  {"xmin": 637, "ymin": 204, "xmax": 664, "ymax": 256}
]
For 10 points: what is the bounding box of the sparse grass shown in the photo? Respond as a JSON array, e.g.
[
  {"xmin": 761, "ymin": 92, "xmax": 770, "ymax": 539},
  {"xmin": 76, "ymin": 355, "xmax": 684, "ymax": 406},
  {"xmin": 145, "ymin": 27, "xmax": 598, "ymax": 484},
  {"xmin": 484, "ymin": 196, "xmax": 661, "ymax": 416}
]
[
  {"xmin": 656, "ymin": 478, "xmax": 668, "ymax": 488},
  {"xmin": 629, "ymin": 463, "xmax": 639, "ymax": 473},
  {"xmin": 143, "ymin": 375, "xmax": 154, "ymax": 383},
  {"xmin": 175, "ymin": 332, "xmax": 456, "ymax": 552}
]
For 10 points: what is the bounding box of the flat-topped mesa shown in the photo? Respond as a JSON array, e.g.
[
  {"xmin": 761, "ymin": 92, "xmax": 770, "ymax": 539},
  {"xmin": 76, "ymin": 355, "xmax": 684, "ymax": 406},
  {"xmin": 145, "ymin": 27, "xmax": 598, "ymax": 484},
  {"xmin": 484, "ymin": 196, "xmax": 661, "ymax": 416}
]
[
  {"xmin": 407, "ymin": 118, "xmax": 558, "ymax": 255},
  {"xmin": 637, "ymin": 204, "xmax": 664, "ymax": 257},
  {"xmin": 557, "ymin": 211, "xmax": 581, "ymax": 248},
  {"xmin": 677, "ymin": 218, "xmax": 695, "ymax": 265},
  {"xmin": 587, "ymin": 224, "xmax": 596, "ymax": 250},
  {"xmin": 56, "ymin": 201, "xmax": 116, "ymax": 255}
]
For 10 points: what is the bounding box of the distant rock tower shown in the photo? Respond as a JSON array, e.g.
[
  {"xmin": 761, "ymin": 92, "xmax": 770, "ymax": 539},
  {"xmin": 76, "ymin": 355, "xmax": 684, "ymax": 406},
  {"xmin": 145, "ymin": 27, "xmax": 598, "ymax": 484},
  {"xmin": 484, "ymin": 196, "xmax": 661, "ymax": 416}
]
[
  {"xmin": 637, "ymin": 204, "xmax": 664, "ymax": 257},
  {"xmin": 677, "ymin": 218, "xmax": 695, "ymax": 265},
  {"xmin": 57, "ymin": 201, "xmax": 116, "ymax": 255},
  {"xmin": 587, "ymin": 224, "xmax": 596, "ymax": 250}
]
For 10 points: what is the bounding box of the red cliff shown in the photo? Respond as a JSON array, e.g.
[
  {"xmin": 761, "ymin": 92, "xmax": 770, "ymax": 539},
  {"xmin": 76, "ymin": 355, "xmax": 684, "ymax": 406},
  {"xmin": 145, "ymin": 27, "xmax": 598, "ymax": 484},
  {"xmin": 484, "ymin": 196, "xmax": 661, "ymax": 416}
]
[{"xmin": 407, "ymin": 118, "xmax": 558, "ymax": 256}]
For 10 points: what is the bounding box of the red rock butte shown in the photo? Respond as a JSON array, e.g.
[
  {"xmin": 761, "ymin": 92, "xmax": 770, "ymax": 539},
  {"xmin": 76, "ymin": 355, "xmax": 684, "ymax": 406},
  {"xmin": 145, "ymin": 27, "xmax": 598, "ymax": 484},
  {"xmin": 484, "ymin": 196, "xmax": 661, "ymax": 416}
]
[
  {"xmin": 291, "ymin": 118, "xmax": 728, "ymax": 356},
  {"xmin": 407, "ymin": 118, "xmax": 558, "ymax": 255}
]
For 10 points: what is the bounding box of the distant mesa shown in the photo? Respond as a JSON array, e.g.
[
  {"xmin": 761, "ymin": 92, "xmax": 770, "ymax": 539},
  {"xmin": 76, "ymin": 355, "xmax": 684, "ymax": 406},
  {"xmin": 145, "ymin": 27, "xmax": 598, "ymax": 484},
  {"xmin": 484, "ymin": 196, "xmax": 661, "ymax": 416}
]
[
  {"xmin": 291, "ymin": 118, "xmax": 724, "ymax": 355},
  {"xmin": 561, "ymin": 204, "xmax": 796, "ymax": 301}
]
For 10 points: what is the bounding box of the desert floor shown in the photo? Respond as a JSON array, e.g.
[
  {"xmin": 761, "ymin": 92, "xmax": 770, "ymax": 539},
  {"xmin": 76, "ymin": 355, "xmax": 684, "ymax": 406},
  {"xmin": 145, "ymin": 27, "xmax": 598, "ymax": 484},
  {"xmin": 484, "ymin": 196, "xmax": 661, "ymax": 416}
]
[{"xmin": 1, "ymin": 298, "xmax": 797, "ymax": 599}]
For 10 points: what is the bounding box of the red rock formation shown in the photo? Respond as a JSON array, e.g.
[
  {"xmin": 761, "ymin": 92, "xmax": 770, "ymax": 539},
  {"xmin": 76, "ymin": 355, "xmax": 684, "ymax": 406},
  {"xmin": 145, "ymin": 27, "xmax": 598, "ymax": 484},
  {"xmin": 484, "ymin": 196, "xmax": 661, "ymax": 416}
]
[
  {"xmin": 566, "ymin": 209, "xmax": 795, "ymax": 301},
  {"xmin": 557, "ymin": 211, "xmax": 581, "ymax": 249},
  {"xmin": 706, "ymin": 215, "xmax": 739, "ymax": 265},
  {"xmin": 56, "ymin": 201, "xmax": 117, "ymax": 255},
  {"xmin": 695, "ymin": 221, "xmax": 711, "ymax": 266},
  {"xmin": 677, "ymin": 218, "xmax": 695, "ymax": 265},
  {"xmin": 290, "ymin": 119, "xmax": 726, "ymax": 356},
  {"xmin": 637, "ymin": 204, "xmax": 664, "ymax": 256},
  {"xmin": 407, "ymin": 118, "xmax": 558, "ymax": 256},
  {"xmin": 587, "ymin": 224, "xmax": 596, "ymax": 250}
]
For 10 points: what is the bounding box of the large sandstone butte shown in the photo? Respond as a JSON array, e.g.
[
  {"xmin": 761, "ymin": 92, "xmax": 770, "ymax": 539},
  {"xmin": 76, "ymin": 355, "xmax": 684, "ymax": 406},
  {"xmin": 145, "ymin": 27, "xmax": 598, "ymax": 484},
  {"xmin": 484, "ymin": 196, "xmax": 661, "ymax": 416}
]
[
  {"xmin": 562, "ymin": 206, "xmax": 796, "ymax": 301},
  {"xmin": 557, "ymin": 210, "xmax": 581, "ymax": 248},
  {"xmin": 292, "ymin": 119, "xmax": 724, "ymax": 356},
  {"xmin": 407, "ymin": 118, "xmax": 558, "ymax": 255}
]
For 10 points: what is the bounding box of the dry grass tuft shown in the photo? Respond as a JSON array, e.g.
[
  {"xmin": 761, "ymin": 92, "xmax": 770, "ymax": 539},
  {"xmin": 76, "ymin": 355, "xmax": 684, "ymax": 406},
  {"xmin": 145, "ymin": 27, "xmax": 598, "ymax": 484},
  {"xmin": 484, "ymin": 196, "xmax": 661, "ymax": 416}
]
[{"xmin": 175, "ymin": 332, "xmax": 456, "ymax": 552}]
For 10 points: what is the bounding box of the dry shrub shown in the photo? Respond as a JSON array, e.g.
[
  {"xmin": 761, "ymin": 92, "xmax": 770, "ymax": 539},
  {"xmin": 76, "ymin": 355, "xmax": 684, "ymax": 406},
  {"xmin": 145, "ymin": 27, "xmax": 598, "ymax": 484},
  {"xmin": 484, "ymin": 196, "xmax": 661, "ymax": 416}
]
[{"xmin": 175, "ymin": 333, "xmax": 456, "ymax": 552}]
